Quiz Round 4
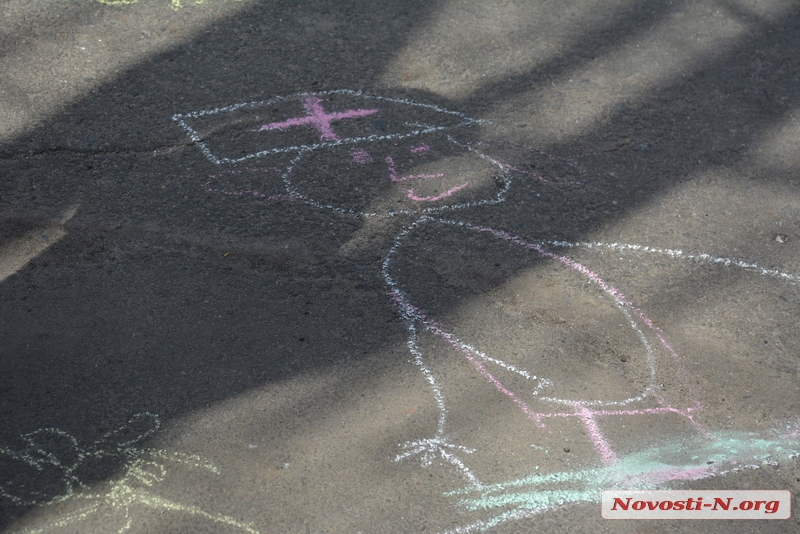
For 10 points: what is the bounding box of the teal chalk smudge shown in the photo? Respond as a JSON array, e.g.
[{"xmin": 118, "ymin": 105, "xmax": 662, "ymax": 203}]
[{"xmin": 444, "ymin": 428, "xmax": 800, "ymax": 532}]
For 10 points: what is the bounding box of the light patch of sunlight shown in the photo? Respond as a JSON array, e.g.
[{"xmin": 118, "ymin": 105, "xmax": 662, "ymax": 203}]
[
  {"xmin": 751, "ymin": 107, "xmax": 800, "ymax": 173},
  {"xmin": 0, "ymin": 205, "xmax": 78, "ymax": 283},
  {"xmin": 728, "ymin": 0, "xmax": 800, "ymax": 18},
  {"xmin": 381, "ymin": 0, "xmax": 795, "ymax": 145},
  {"xmin": 10, "ymin": 354, "xmax": 426, "ymax": 533},
  {"xmin": 6, "ymin": 412, "xmax": 261, "ymax": 534},
  {"xmin": 336, "ymin": 215, "xmax": 397, "ymax": 260},
  {"xmin": 379, "ymin": 1, "xmax": 621, "ymax": 100},
  {"xmin": 502, "ymin": 0, "xmax": 796, "ymax": 144},
  {"xmin": 0, "ymin": 0, "xmax": 255, "ymax": 144},
  {"xmin": 337, "ymin": 150, "xmax": 503, "ymax": 258},
  {"xmin": 598, "ymin": 167, "xmax": 800, "ymax": 268}
]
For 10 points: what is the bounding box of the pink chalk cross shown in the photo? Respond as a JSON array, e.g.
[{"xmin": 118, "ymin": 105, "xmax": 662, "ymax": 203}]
[{"xmin": 256, "ymin": 95, "xmax": 378, "ymax": 141}]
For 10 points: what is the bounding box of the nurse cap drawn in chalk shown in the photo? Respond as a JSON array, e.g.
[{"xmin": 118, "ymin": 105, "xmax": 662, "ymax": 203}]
[
  {"xmin": 175, "ymin": 90, "xmax": 699, "ymax": 487},
  {"xmin": 173, "ymin": 89, "xmax": 513, "ymax": 215}
]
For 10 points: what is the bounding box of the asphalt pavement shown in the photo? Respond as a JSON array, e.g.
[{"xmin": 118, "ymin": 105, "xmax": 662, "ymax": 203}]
[{"xmin": 2, "ymin": 1, "xmax": 800, "ymax": 532}]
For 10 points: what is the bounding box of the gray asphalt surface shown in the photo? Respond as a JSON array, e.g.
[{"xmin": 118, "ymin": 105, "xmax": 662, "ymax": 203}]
[{"xmin": 2, "ymin": 1, "xmax": 800, "ymax": 532}]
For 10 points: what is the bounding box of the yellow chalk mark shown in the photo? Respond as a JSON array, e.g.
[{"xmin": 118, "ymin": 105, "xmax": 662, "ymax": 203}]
[
  {"xmin": 52, "ymin": 457, "xmax": 260, "ymax": 533},
  {"xmin": 2, "ymin": 413, "xmax": 260, "ymax": 534}
]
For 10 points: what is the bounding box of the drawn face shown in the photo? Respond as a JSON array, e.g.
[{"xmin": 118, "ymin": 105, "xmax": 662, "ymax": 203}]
[{"xmin": 285, "ymin": 133, "xmax": 508, "ymax": 216}]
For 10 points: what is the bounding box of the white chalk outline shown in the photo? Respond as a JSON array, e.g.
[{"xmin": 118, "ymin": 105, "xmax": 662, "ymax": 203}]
[
  {"xmin": 280, "ymin": 134, "xmax": 512, "ymax": 218},
  {"xmin": 172, "ymin": 89, "xmax": 483, "ymax": 165},
  {"xmin": 387, "ymin": 216, "xmax": 800, "ymax": 479},
  {"xmin": 426, "ymin": 218, "xmax": 664, "ymax": 408},
  {"xmin": 1, "ymin": 414, "xmax": 260, "ymax": 534},
  {"xmin": 540, "ymin": 240, "xmax": 800, "ymax": 284},
  {"xmin": 383, "ymin": 216, "xmax": 679, "ymax": 481},
  {"xmin": 426, "ymin": 237, "xmax": 800, "ymax": 532},
  {"xmin": 178, "ymin": 90, "xmax": 800, "ymax": 531}
]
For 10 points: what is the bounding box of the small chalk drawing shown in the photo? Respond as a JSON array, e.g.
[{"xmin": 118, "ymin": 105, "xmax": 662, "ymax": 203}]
[
  {"xmin": 0, "ymin": 413, "xmax": 259, "ymax": 533},
  {"xmin": 176, "ymin": 90, "xmax": 800, "ymax": 532}
]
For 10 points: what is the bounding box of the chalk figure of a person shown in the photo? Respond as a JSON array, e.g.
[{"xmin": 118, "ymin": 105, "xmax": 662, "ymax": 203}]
[{"xmin": 185, "ymin": 91, "xmax": 700, "ymax": 488}]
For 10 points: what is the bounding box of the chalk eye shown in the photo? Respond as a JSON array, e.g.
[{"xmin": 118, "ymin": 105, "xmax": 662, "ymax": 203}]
[
  {"xmin": 410, "ymin": 143, "xmax": 431, "ymax": 155},
  {"xmin": 350, "ymin": 148, "xmax": 372, "ymax": 164}
]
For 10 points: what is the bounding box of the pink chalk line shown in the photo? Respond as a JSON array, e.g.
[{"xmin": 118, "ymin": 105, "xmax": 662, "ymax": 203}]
[
  {"xmin": 389, "ymin": 288, "xmax": 697, "ymax": 465},
  {"xmin": 351, "ymin": 148, "xmax": 373, "ymax": 164},
  {"xmin": 386, "ymin": 218, "xmax": 704, "ymax": 465},
  {"xmin": 389, "ymin": 291, "xmax": 547, "ymax": 428},
  {"xmin": 175, "ymin": 89, "xmax": 483, "ymax": 165},
  {"xmin": 627, "ymin": 465, "xmax": 717, "ymax": 486},
  {"xmin": 386, "ymin": 156, "xmax": 445, "ymax": 183},
  {"xmin": 573, "ymin": 406, "xmax": 617, "ymax": 465},
  {"xmin": 411, "ymin": 143, "xmax": 431, "ymax": 153},
  {"xmin": 256, "ymin": 94, "xmax": 378, "ymax": 141},
  {"xmin": 407, "ymin": 183, "xmax": 470, "ymax": 202},
  {"xmin": 467, "ymin": 223, "xmax": 702, "ymax": 411},
  {"xmin": 391, "ymin": 287, "xmax": 698, "ymax": 465}
]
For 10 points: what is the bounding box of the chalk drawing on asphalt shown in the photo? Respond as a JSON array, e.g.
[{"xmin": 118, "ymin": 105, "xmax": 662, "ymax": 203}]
[
  {"xmin": 201, "ymin": 166, "xmax": 300, "ymax": 202},
  {"xmin": 179, "ymin": 90, "xmax": 799, "ymax": 531},
  {"xmin": 178, "ymin": 90, "xmax": 583, "ymax": 218},
  {"xmin": 384, "ymin": 216, "xmax": 703, "ymax": 478},
  {"xmin": 255, "ymin": 94, "xmax": 378, "ymax": 141},
  {"xmin": 173, "ymin": 89, "xmax": 483, "ymax": 165},
  {"xmin": 0, "ymin": 413, "xmax": 259, "ymax": 534},
  {"xmin": 386, "ymin": 222, "xmax": 800, "ymax": 532},
  {"xmin": 441, "ymin": 424, "xmax": 800, "ymax": 533},
  {"xmin": 280, "ymin": 133, "xmax": 516, "ymax": 217},
  {"xmin": 94, "ymin": 0, "xmax": 229, "ymax": 9}
]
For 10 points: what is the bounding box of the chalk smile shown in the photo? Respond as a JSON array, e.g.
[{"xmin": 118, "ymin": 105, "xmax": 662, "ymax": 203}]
[{"xmin": 407, "ymin": 183, "xmax": 470, "ymax": 202}]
